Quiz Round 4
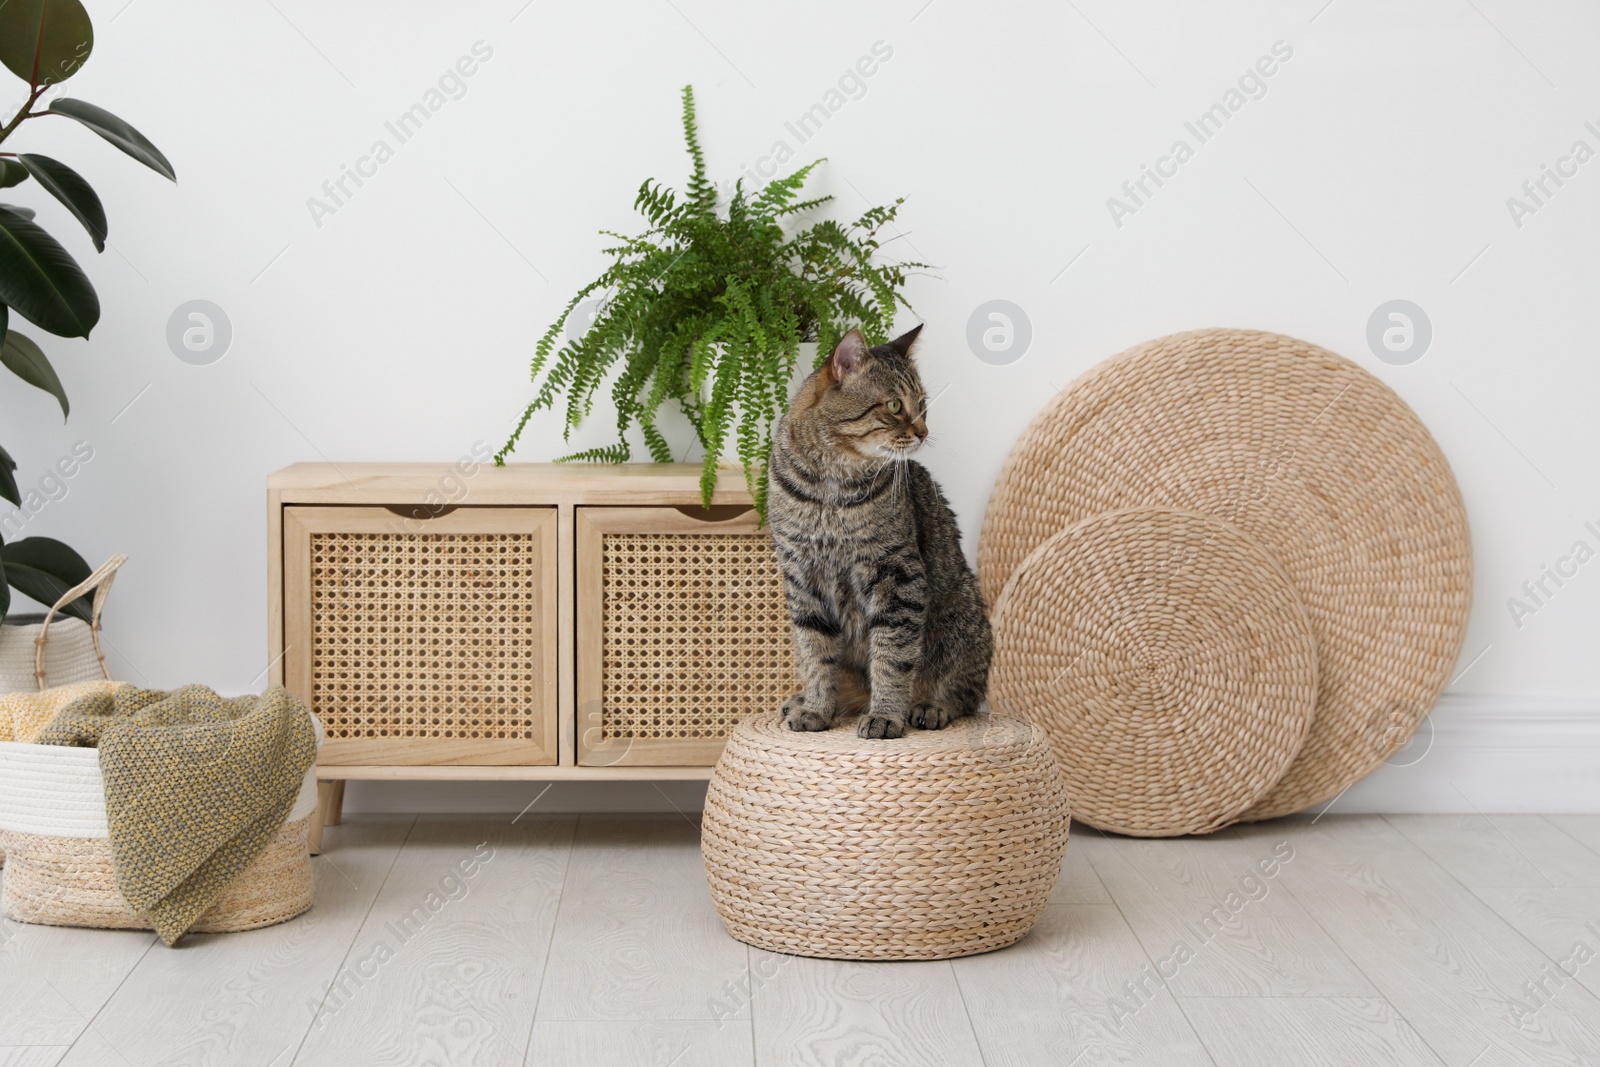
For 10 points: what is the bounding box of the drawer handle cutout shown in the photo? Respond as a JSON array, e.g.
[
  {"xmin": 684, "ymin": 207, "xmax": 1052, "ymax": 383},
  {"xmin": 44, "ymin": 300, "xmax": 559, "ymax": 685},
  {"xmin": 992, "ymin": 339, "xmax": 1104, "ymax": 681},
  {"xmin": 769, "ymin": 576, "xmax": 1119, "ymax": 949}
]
[
  {"xmin": 672, "ymin": 505, "xmax": 755, "ymax": 523},
  {"xmin": 383, "ymin": 504, "xmax": 461, "ymax": 520}
]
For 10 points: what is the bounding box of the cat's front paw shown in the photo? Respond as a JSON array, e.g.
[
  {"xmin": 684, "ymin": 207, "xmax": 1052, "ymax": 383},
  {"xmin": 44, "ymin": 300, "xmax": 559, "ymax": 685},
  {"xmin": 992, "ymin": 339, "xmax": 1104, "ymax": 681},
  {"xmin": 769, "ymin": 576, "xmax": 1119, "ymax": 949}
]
[
  {"xmin": 910, "ymin": 703, "xmax": 953, "ymax": 730},
  {"xmin": 783, "ymin": 691, "xmax": 833, "ymax": 732},
  {"xmin": 857, "ymin": 712, "xmax": 907, "ymax": 740}
]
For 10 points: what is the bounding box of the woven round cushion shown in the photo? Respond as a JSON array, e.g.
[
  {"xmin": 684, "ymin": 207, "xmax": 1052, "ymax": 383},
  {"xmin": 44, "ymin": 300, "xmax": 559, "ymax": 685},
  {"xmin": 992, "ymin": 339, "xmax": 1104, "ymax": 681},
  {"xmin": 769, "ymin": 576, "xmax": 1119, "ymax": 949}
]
[
  {"xmin": 989, "ymin": 509, "xmax": 1318, "ymax": 836},
  {"xmin": 977, "ymin": 329, "xmax": 1472, "ymax": 820},
  {"xmin": 701, "ymin": 711, "xmax": 1070, "ymax": 960}
]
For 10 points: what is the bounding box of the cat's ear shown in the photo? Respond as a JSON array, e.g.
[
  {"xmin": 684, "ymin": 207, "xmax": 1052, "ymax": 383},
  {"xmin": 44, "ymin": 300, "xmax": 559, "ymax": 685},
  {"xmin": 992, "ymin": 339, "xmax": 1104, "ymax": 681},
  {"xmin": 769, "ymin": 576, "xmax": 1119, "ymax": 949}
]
[
  {"xmin": 828, "ymin": 329, "xmax": 870, "ymax": 382},
  {"xmin": 886, "ymin": 324, "xmax": 924, "ymax": 359}
]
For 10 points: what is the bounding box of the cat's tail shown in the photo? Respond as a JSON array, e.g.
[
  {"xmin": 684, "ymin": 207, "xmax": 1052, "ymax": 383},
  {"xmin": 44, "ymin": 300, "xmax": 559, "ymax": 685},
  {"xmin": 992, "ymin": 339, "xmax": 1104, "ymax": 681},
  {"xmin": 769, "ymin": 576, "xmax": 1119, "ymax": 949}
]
[{"xmin": 836, "ymin": 669, "xmax": 872, "ymax": 716}]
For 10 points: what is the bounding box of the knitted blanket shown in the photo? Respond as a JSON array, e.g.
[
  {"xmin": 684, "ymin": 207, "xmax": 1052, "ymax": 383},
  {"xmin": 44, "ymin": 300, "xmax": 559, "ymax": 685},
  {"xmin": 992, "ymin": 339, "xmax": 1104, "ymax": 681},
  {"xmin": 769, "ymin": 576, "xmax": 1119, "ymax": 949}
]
[
  {"xmin": 35, "ymin": 684, "xmax": 317, "ymax": 944},
  {"xmin": 0, "ymin": 680, "xmax": 116, "ymax": 743}
]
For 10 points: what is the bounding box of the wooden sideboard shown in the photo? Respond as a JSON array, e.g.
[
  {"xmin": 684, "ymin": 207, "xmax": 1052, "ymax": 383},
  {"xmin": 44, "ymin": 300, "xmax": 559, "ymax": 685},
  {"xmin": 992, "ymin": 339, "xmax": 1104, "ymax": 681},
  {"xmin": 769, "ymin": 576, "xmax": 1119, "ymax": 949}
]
[{"xmin": 267, "ymin": 462, "xmax": 798, "ymax": 841}]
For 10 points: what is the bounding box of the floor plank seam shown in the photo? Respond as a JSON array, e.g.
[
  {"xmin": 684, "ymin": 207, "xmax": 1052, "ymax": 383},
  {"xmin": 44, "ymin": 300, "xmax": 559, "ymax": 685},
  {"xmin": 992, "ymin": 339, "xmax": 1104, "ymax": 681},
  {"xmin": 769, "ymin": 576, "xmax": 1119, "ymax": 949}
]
[
  {"xmin": 1166, "ymin": 992, "xmax": 1226, "ymax": 1067},
  {"xmin": 1535, "ymin": 813, "xmax": 1600, "ymax": 882},
  {"xmin": 1171, "ymin": 993, "xmax": 1436, "ymax": 1000},
  {"xmin": 1270, "ymin": 821, "xmax": 1476, "ymax": 1067},
  {"xmin": 745, "ymin": 944, "xmax": 758, "ymax": 1067},
  {"xmin": 287, "ymin": 813, "xmax": 418, "ymax": 1067},
  {"xmin": 523, "ymin": 813, "xmax": 579, "ymax": 1064},
  {"xmin": 1383, "ymin": 814, "xmax": 1558, "ymax": 890},
  {"xmin": 58, "ymin": 934, "xmax": 157, "ymax": 1067},
  {"xmin": 1378, "ymin": 813, "xmax": 1600, "ymax": 1003},
  {"xmin": 944, "ymin": 958, "xmax": 990, "ymax": 1067},
  {"xmin": 1085, "ymin": 830, "xmax": 1221, "ymax": 1066},
  {"xmin": 1260, "ymin": 825, "xmax": 1497, "ymax": 1062}
]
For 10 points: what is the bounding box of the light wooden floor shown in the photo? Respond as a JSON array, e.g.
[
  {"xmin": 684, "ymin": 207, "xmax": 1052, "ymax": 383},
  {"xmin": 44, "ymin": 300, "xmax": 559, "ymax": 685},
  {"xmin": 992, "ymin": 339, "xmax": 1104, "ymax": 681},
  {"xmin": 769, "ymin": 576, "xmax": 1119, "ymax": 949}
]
[{"xmin": 3, "ymin": 813, "xmax": 1600, "ymax": 1066}]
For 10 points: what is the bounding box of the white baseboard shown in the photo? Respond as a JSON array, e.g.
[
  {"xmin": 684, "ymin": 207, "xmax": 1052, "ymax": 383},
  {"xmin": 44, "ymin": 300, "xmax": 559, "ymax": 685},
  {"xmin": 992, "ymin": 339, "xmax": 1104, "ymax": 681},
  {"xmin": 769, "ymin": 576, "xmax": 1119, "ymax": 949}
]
[
  {"xmin": 340, "ymin": 694, "xmax": 1600, "ymax": 817},
  {"xmin": 341, "ymin": 778, "xmax": 711, "ymax": 817},
  {"xmin": 1322, "ymin": 693, "xmax": 1600, "ymax": 814}
]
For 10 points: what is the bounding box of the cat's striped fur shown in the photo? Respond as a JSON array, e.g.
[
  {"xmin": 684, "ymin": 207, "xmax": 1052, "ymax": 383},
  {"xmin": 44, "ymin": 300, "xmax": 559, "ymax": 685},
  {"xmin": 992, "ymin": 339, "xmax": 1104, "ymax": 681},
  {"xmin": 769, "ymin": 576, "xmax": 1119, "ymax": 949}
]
[{"xmin": 766, "ymin": 326, "xmax": 993, "ymax": 739}]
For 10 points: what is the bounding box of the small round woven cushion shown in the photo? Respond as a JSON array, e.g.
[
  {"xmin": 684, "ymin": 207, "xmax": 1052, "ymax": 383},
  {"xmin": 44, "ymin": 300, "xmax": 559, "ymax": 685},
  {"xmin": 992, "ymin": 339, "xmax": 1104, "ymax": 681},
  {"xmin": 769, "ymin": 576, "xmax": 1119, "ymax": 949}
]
[
  {"xmin": 990, "ymin": 509, "xmax": 1318, "ymax": 836},
  {"xmin": 701, "ymin": 711, "xmax": 1069, "ymax": 960},
  {"xmin": 977, "ymin": 329, "xmax": 1472, "ymax": 820}
]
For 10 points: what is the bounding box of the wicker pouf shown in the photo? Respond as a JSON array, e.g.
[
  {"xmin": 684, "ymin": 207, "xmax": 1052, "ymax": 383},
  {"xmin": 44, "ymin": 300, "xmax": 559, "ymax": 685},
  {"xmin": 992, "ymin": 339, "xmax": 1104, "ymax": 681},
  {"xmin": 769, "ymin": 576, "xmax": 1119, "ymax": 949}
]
[{"xmin": 701, "ymin": 711, "xmax": 1070, "ymax": 960}]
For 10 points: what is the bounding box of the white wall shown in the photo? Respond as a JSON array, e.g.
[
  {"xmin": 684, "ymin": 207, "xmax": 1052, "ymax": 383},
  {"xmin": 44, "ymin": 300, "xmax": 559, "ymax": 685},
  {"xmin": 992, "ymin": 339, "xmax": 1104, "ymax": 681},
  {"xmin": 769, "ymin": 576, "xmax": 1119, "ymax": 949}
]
[{"xmin": 2, "ymin": 0, "xmax": 1595, "ymax": 813}]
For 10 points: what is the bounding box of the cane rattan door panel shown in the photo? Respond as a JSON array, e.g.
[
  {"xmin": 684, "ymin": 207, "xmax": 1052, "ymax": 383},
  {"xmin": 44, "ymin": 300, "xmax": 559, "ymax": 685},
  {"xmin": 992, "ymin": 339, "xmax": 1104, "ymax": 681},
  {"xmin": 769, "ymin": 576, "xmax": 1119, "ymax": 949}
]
[
  {"xmin": 576, "ymin": 506, "xmax": 798, "ymax": 766},
  {"xmin": 283, "ymin": 507, "xmax": 559, "ymax": 765}
]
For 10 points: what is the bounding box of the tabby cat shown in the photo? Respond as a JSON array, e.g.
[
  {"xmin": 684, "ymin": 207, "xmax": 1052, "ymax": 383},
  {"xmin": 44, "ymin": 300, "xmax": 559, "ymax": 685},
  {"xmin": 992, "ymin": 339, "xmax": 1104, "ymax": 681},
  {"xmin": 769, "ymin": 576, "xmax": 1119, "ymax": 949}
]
[{"xmin": 767, "ymin": 325, "xmax": 993, "ymax": 739}]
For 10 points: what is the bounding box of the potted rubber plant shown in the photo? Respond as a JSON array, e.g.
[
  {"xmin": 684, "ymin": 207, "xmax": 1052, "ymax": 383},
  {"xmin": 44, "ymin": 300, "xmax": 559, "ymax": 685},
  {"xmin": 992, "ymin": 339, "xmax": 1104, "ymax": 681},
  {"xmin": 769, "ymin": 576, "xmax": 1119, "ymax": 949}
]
[
  {"xmin": 0, "ymin": 0, "xmax": 173, "ymax": 657},
  {"xmin": 496, "ymin": 85, "xmax": 926, "ymax": 519}
]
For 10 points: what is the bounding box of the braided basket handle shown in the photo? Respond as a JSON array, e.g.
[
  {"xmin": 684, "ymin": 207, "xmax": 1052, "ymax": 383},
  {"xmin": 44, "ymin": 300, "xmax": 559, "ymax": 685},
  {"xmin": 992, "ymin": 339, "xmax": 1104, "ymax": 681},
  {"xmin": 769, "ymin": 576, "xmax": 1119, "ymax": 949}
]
[{"xmin": 34, "ymin": 553, "xmax": 128, "ymax": 690}]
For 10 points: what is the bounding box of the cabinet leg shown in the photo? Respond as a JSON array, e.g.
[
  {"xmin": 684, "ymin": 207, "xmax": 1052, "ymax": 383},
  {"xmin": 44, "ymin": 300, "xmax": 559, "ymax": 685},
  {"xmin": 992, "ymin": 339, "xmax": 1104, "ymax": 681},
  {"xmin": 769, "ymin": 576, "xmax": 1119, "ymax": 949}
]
[
  {"xmin": 310, "ymin": 780, "xmax": 341, "ymax": 855},
  {"xmin": 326, "ymin": 779, "xmax": 346, "ymax": 826}
]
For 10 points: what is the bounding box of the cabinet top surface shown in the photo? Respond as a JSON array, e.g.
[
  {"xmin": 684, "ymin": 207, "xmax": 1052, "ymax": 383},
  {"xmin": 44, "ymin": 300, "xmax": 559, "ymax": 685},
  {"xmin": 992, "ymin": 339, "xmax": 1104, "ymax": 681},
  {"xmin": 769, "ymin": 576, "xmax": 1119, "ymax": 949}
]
[{"xmin": 267, "ymin": 462, "xmax": 757, "ymax": 504}]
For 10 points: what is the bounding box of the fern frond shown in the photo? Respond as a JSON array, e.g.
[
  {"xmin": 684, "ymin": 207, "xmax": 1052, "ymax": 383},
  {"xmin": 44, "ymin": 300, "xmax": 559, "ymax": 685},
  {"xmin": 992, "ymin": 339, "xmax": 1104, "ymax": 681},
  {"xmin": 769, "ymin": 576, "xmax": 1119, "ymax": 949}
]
[
  {"xmin": 495, "ymin": 86, "xmax": 934, "ymax": 518},
  {"xmin": 753, "ymin": 158, "xmax": 825, "ymax": 214},
  {"xmin": 681, "ymin": 85, "xmax": 717, "ymax": 216},
  {"xmin": 777, "ymin": 194, "xmax": 832, "ymax": 218},
  {"xmin": 557, "ymin": 442, "xmax": 631, "ymax": 464}
]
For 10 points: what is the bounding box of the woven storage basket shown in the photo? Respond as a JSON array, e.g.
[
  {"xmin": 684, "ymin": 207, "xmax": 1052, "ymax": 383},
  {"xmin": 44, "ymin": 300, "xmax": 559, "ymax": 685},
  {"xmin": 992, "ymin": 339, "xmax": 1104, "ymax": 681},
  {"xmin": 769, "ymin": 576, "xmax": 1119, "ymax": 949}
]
[
  {"xmin": 977, "ymin": 329, "xmax": 1472, "ymax": 820},
  {"xmin": 701, "ymin": 711, "xmax": 1070, "ymax": 960},
  {"xmin": 0, "ymin": 555, "xmax": 126, "ymax": 695},
  {"xmin": 989, "ymin": 509, "xmax": 1319, "ymax": 836},
  {"xmin": 0, "ymin": 617, "xmax": 105, "ymax": 694},
  {"xmin": 0, "ymin": 720, "xmax": 321, "ymax": 933},
  {"xmin": 0, "ymin": 815, "xmax": 315, "ymax": 933}
]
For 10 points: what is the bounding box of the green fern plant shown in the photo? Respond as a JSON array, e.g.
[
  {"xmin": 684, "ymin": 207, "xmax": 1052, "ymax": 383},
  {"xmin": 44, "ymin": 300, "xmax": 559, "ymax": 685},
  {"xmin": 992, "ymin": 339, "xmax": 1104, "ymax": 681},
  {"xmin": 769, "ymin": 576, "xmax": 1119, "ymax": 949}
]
[{"xmin": 496, "ymin": 85, "xmax": 927, "ymax": 519}]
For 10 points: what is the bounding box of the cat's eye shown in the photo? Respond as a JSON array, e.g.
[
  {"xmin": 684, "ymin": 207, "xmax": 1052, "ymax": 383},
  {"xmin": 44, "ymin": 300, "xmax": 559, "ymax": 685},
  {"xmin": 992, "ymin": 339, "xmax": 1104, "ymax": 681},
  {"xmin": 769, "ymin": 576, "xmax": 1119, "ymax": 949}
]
[{"xmin": 886, "ymin": 398, "xmax": 903, "ymax": 414}]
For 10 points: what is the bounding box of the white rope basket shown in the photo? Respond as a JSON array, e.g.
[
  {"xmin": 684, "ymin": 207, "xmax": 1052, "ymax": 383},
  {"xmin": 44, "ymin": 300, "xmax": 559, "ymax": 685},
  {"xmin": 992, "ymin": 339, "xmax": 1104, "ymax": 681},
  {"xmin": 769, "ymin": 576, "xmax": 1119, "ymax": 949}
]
[
  {"xmin": 0, "ymin": 718, "xmax": 324, "ymax": 933},
  {"xmin": 0, "ymin": 720, "xmax": 324, "ymax": 839}
]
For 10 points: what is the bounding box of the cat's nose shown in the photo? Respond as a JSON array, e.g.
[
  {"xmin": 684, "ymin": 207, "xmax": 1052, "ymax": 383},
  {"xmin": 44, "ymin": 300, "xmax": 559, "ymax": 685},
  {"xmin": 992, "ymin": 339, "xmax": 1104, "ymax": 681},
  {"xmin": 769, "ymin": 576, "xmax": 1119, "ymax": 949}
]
[{"xmin": 914, "ymin": 423, "xmax": 928, "ymax": 441}]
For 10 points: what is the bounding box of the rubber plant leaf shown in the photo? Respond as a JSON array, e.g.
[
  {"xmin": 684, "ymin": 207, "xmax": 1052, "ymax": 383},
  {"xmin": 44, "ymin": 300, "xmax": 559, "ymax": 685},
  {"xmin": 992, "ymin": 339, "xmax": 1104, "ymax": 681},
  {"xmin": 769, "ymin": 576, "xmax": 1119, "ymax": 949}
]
[
  {"xmin": 2, "ymin": 324, "xmax": 69, "ymax": 418},
  {"xmin": 0, "ymin": 440, "xmax": 18, "ymax": 507},
  {"xmin": 47, "ymin": 98, "xmax": 174, "ymax": 181},
  {"xmin": 18, "ymin": 153, "xmax": 105, "ymax": 251},
  {"xmin": 0, "ymin": 204, "xmax": 98, "ymax": 337},
  {"xmin": 1, "ymin": 536, "xmax": 92, "ymax": 622},
  {"xmin": 0, "ymin": 0, "xmax": 93, "ymax": 88}
]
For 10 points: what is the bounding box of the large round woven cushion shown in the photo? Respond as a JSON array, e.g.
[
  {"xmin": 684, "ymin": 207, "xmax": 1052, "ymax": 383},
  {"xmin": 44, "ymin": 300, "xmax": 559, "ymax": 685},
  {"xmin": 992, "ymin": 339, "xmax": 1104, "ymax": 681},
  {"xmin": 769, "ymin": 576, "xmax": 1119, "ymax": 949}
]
[
  {"xmin": 977, "ymin": 329, "xmax": 1472, "ymax": 820},
  {"xmin": 701, "ymin": 711, "xmax": 1069, "ymax": 960},
  {"xmin": 990, "ymin": 509, "xmax": 1318, "ymax": 836}
]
